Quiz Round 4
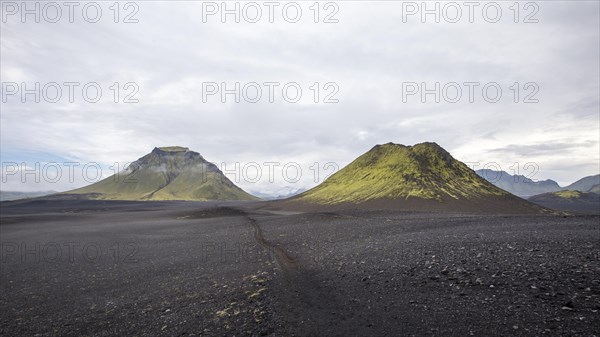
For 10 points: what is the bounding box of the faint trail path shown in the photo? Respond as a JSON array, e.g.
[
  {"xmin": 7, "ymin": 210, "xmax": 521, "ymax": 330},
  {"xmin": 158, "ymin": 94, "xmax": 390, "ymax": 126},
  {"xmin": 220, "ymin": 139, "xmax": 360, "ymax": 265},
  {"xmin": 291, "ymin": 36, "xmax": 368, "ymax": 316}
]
[
  {"xmin": 238, "ymin": 209, "xmax": 347, "ymax": 336},
  {"xmin": 245, "ymin": 215, "xmax": 298, "ymax": 271}
]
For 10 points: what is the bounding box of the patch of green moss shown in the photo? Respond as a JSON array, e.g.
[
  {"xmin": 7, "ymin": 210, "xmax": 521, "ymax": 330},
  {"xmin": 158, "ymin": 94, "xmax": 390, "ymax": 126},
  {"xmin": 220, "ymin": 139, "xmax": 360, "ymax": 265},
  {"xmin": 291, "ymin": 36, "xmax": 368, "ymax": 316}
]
[{"xmin": 553, "ymin": 190, "xmax": 582, "ymax": 199}]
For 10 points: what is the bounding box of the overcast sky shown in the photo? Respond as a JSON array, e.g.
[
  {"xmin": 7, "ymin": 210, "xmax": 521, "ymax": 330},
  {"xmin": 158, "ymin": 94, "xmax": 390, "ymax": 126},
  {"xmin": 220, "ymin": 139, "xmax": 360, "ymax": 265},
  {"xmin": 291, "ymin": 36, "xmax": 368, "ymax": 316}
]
[{"xmin": 1, "ymin": 1, "xmax": 599, "ymax": 194}]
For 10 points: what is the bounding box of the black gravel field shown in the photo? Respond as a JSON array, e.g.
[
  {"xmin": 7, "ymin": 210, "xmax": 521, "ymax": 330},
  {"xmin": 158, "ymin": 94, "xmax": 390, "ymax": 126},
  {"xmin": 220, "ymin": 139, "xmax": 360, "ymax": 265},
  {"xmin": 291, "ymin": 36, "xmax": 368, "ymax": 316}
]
[{"xmin": 1, "ymin": 200, "xmax": 598, "ymax": 336}]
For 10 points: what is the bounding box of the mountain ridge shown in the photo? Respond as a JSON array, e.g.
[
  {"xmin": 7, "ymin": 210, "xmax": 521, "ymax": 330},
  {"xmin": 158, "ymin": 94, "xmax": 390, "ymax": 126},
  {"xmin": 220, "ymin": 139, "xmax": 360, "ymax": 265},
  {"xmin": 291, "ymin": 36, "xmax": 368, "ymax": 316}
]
[
  {"xmin": 563, "ymin": 174, "xmax": 600, "ymax": 192},
  {"xmin": 476, "ymin": 169, "xmax": 561, "ymax": 198},
  {"xmin": 477, "ymin": 170, "xmax": 600, "ymax": 198},
  {"xmin": 528, "ymin": 190, "xmax": 600, "ymax": 214}
]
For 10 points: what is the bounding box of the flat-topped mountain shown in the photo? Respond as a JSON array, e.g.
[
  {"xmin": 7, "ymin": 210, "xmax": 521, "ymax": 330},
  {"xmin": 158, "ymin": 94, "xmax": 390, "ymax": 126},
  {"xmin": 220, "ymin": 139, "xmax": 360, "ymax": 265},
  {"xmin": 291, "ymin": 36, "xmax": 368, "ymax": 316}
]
[
  {"xmin": 285, "ymin": 142, "xmax": 546, "ymax": 213},
  {"xmin": 64, "ymin": 147, "xmax": 258, "ymax": 201}
]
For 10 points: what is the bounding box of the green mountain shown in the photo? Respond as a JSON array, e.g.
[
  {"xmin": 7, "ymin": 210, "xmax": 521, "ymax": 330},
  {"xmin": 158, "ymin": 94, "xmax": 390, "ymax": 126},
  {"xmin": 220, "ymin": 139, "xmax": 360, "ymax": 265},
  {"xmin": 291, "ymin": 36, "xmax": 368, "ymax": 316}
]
[
  {"xmin": 288, "ymin": 142, "xmax": 545, "ymax": 213},
  {"xmin": 64, "ymin": 147, "xmax": 258, "ymax": 201}
]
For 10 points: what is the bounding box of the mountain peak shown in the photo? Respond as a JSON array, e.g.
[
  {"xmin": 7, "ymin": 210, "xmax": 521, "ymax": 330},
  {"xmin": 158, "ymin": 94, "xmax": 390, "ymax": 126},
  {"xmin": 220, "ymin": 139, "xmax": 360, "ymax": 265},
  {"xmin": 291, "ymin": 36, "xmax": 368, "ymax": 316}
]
[
  {"xmin": 289, "ymin": 141, "xmax": 544, "ymax": 213},
  {"xmin": 374, "ymin": 142, "xmax": 407, "ymax": 148},
  {"xmin": 563, "ymin": 174, "xmax": 600, "ymax": 192},
  {"xmin": 373, "ymin": 142, "xmax": 449, "ymax": 158},
  {"xmin": 367, "ymin": 141, "xmax": 453, "ymax": 171},
  {"xmin": 153, "ymin": 146, "xmax": 190, "ymax": 153},
  {"xmin": 412, "ymin": 141, "xmax": 447, "ymax": 152},
  {"xmin": 374, "ymin": 141, "xmax": 443, "ymax": 150}
]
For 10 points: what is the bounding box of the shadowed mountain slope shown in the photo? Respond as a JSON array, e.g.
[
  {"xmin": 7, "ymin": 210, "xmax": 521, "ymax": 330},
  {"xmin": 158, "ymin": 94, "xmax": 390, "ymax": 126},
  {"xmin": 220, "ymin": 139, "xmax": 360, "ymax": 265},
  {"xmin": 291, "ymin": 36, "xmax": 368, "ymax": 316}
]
[{"xmin": 528, "ymin": 190, "xmax": 600, "ymax": 214}]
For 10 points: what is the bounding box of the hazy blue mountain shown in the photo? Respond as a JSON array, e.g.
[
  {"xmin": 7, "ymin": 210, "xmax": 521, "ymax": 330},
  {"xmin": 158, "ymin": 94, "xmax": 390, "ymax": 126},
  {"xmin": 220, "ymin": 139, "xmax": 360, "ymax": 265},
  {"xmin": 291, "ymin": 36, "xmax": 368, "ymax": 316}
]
[
  {"xmin": 250, "ymin": 187, "xmax": 306, "ymax": 200},
  {"xmin": 563, "ymin": 175, "xmax": 600, "ymax": 192},
  {"xmin": 476, "ymin": 169, "xmax": 561, "ymax": 198},
  {"xmin": 0, "ymin": 190, "xmax": 57, "ymax": 201}
]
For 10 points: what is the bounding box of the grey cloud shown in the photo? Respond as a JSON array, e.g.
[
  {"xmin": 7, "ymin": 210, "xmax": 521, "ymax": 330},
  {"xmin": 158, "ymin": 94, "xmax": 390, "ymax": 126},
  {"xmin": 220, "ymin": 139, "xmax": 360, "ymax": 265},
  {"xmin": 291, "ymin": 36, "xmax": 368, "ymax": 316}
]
[
  {"xmin": 489, "ymin": 141, "xmax": 598, "ymax": 157},
  {"xmin": 1, "ymin": 1, "xmax": 599, "ymax": 192}
]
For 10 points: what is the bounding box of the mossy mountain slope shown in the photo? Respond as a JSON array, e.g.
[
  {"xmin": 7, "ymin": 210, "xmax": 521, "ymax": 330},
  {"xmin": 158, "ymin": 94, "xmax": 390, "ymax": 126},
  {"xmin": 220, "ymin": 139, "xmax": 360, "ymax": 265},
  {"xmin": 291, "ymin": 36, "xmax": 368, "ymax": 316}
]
[
  {"xmin": 65, "ymin": 147, "xmax": 258, "ymax": 201},
  {"xmin": 290, "ymin": 142, "xmax": 545, "ymax": 213}
]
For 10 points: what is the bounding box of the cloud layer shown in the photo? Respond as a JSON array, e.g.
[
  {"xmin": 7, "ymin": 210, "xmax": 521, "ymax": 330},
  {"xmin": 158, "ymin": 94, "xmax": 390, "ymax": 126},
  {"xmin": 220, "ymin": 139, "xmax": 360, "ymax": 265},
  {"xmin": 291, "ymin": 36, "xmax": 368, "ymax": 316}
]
[{"xmin": 1, "ymin": 1, "xmax": 598, "ymax": 192}]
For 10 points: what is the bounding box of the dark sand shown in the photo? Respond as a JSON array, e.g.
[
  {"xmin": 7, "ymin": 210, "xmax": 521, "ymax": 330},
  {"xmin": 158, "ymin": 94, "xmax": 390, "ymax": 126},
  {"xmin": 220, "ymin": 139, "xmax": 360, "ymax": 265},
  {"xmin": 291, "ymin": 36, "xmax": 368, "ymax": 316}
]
[{"xmin": 1, "ymin": 200, "xmax": 598, "ymax": 336}]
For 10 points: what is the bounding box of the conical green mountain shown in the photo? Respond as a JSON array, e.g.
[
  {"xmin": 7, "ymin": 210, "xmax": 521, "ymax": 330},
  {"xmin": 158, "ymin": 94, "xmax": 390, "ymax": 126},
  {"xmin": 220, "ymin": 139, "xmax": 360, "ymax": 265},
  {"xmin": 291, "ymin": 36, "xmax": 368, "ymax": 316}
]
[
  {"xmin": 65, "ymin": 146, "xmax": 258, "ymax": 201},
  {"xmin": 289, "ymin": 142, "xmax": 545, "ymax": 213}
]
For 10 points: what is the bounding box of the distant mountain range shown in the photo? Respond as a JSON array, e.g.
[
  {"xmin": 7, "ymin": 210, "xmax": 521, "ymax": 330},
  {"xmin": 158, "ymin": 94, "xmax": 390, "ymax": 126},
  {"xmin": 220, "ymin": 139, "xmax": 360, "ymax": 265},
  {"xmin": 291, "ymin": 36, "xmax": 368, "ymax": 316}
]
[
  {"xmin": 63, "ymin": 146, "xmax": 258, "ymax": 201},
  {"xmin": 476, "ymin": 170, "xmax": 599, "ymax": 198},
  {"xmin": 250, "ymin": 187, "xmax": 306, "ymax": 200},
  {"xmin": 284, "ymin": 142, "xmax": 545, "ymax": 214},
  {"xmin": 475, "ymin": 169, "xmax": 561, "ymax": 198},
  {"xmin": 0, "ymin": 190, "xmax": 57, "ymax": 201}
]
